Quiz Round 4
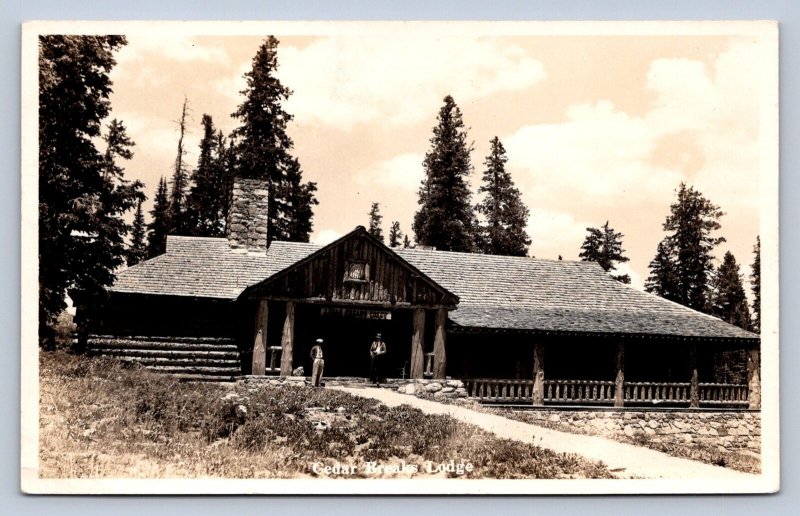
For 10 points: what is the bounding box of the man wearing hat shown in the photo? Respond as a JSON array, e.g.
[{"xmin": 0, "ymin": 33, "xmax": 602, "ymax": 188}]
[
  {"xmin": 369, "ymin": 333, "xmax": 387, "ymax": 385},
  {"xmin": 310, "ymin": 338, "xmax": 325, "ymax": 387}
]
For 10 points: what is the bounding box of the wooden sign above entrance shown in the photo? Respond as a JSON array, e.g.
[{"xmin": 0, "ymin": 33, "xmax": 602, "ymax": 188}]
[{"xmin": 321, "ymin": 307, "xmax": 392, "ymax": 320}]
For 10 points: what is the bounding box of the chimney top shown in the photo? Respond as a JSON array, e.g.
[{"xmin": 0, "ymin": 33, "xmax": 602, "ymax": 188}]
[{"xmin": 226, "ymin": 177, "xmax": 269, "ymax": 253}]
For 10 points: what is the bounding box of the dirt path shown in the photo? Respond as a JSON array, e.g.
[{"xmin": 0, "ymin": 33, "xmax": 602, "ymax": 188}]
[{"xmin": 334, "ymin": 386, "xmax": 757, "ymax": 480}]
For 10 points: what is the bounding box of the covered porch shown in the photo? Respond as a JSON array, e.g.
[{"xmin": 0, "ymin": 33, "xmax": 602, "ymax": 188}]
[{"xmin": 449, "ymin": 329, "xmax": 761, "ymax": 410}]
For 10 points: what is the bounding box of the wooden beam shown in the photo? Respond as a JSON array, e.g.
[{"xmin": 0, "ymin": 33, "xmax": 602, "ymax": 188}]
[
  {"xmin": 614, "ymin": 340, "xmax": 625, "ymax": 408},
  {"xmin": 747, "ymin": 346, "xmax": 761, "ymax": 410},
  {"xmin": 410, "ymin": 308, "xmax": 425, "ymax": 379},
  {"xmin": 532, "ymin": 342, "xmax": 544, "ymax": 406},
  {"xmin": 690, "ymin": 343, "xmax": 699, "ymax": 408},
  {"xmin": 251, "ymin": 299, "xmax": 268, "ymax": 376},
  {"xmin": 280, "ymin": 301, "xmax": 295, "ymax": 377},
  {"xmin": 433, "ymin": 307, "xmax": 447, "ymax": 379}
]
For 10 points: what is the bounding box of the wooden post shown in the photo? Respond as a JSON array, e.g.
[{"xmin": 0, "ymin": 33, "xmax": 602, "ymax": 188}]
[
  {"xmin": 280, "ymin": 301, "xmax": 295, "ymax": 377},
  {"xmin": 690, "ymin": 343, "xmax": 699, "ymax": 408},
  {"xmin": 532, "ymin": 342, "xmax": 544, "ymax": 406},
  {"xmin": 251, "ymin": 299, "xmax": 268, "ymax": 376},
  {"xmin": 614, "ymin": 340, "xmax": 625, "ymax": 408},
  {"xmin": 747, "ymin": 346, "xmax": 761, "ymax": 410},
  {"xmin": 410, "ymin": 308, "xmax": 425, "ymax": 379},
  {"xmin": 433, "ymin": 307, "xmax": 447, "ymax": 379}
]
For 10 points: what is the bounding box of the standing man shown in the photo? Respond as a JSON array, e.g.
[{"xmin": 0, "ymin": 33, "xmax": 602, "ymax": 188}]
[
  {"xmin": 310, "ymin": 338, "xmax": 325, "ymax": 387},
  {"xmin": 369, "ymin": 333, "xmax": 387, "ymax": 385}
]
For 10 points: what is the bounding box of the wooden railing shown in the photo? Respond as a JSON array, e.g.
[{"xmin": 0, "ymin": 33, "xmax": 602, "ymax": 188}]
[
  {"xmin": 624, "ymin": 382, "xmax": 691, "ymax": 404},
  {"xmin": 463, "ymin": 378, "xmax": 749, "ymax": 408},
  {"xmin": 698, "ymin": 383, "xmax": 749, "ymax": 407},
  {"xmin": 545, "ymin": 379, "xmax": 616, "ymax": 404},
  {"xmin": 464, "ymin": 378, "xmax": 536, "ymax": 402}
]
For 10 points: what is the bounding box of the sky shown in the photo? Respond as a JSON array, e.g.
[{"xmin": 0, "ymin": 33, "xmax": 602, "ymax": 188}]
[{"xmin": 106, "ymin": 28, "xmax": 769, "ymax": 291}]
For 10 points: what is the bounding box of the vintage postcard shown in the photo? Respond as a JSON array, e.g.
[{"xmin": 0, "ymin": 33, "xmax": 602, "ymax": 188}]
[{"xmin": 21, "ymin": 20, "xmax": 779, "ymax": 494}]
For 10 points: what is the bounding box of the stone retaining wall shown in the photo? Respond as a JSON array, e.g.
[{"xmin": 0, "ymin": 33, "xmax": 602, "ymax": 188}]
[{"xmin": 516, "ymin": 409, "xmax": 761, "ymax": 452}]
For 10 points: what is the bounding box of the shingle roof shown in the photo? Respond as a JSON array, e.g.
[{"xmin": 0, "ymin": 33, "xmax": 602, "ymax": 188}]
[{"xmin": 111, "ymin": 235, "xmax": 757, "ymax": 340}]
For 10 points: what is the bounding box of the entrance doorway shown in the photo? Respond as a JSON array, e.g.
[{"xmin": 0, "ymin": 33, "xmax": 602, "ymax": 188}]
[{"xmin": 293, "ymin": 304, "xmax": 412, "ymax": 378}]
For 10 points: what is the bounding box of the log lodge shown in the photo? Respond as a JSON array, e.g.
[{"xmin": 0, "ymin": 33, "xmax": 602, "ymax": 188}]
[{"xmin": 80, "ymin": 177, "xmax": 761, "ymax": 409}]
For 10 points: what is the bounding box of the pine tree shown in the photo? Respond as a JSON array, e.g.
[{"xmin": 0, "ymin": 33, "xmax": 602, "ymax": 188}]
[
  {"xmin": 147, "ymin": 176, "xmax": 171, "ymax": 257},
  {"xmin": 645, "ymin": 239, "xmax": 681, "ymax": 301},
  {"xmin": 168, "ymin": 97, "xmax": 191, "ymax": 235},
  {"xmin": 579, "ymin": 221, "xmax": 630, "ymax": 283},
  {"xmin": 751, "ymin": 236, "xmax": 761, "ymax": 333},
  {"xmin": 710, "ymin": 251, "xmax": 752, "ymax": 330},
  {"xmin": 283, "ymin": 157, "xmax": 318, "ymax": 242},
  {"xmin": 231, "ymin": 36, "xmax": 316, "ymax": 244},
  {"xmin": 368, "ymin": 202, "xmax": 384, "ymax": 242},
  {"xmin": 38, "ymin": 35, "xmax": 140, "ymax": 345},
  {"xmin": 646, "ymin": 183, "xmax": 725, "ymax": 312},
  {"xmin": 475, "ymin": 137, "xmax": 531, "ymax": 256},
  {"xmin": 388, "ymin": 221, "xmax": 403, "ymax": 248},
  {"xmin": 403, "ymin": 235, "xmax": 412, "ymax": 249},
  {"xmin": 186, "ymin": 114, "xmax": 230, "ymax": 237},
  {"xmin": 413, "ymin": 95, "xmax": 477, "ymax": 252},
  {"xmin": 127, "ymin": 198, "xmax": 147, "ymax": 266}
]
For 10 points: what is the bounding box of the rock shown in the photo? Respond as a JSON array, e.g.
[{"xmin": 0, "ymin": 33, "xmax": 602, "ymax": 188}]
[
  {"xmin": 548, "ymin": 414, "xmax": 560, "ymax": 423},
  {"xmin": 644, "ymin": 427, "xmax": 656, "ymax": 435},
  {"xmin": 335, "ymin": 406, "xmax": 345, "ymax": 413},
  {"xmin": 269, "ymin": 380, "xmax": 282, "ymax": 386},
  {"xmin": 424, "ymin": 382, "xmax": 443, "ymax": 393},
  {"xmin": 456, "ymin": 390, "xmax": 468, "ymax": 398},
  {"xmin": 441, "ymin": 387, "xmax": 455, "ymax": 394},
  {"xmin": 623, "ymin": 425, "xmax": 635, "ymax": 437},
  {"xmin": 292, "ymin": 367, "xmax": 304, "ymax": 376},
  {"xmin": 445, "ymin": 380, "xmax": 463, "ymax": 388},
  {"xmin": 235, "ymin": 404, "xmax": 248, "ymax": 420},
  {"xmin": 433, "ymin": 391, "xmax": 446, "ymax": 399},
  {"xmin": 648, "ymin": 420, "xmax": 659, "ymax": 429},
  {"xmin": 403, "ymin": 384, "xmax": 417, "ymax": 395}
]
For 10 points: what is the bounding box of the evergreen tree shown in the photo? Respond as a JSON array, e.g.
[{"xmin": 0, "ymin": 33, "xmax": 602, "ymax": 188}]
[
  {"xmin": 403, "ymin": 235, "xmax": 412, "ymax": 249},
  {"xmin": 147, "ymin": 176, "xmax": 171, "ymax": 257},
  {"xmin": 579, "ymin": 221, "xmax": 631, "ymax": 283},
  {"xmin": 475, "ymin": 137, "xmax": 531, "ymax": 256},
  {"xmin": 39, "ymin": 35, "xmax": 140, "ymax": 345},
  {"xmin": 231, "ymin": 36, "xmax": 316, "ymax": 244},
  {"xmin": 388, "ymin": 221, "xmax": 403, "ymax": 248},
  {"xmin": 413, "ymin": 95, "xmax": 477, "ymax": 252},
  {"xmin": 186, "ymin": 114, "xmax": 230, "ymax": 237},
  {"xmin": 168, "ymin": 97, "xmax": 191, "ymax": 235},
  {"xmin": 283, "ymin": 157, "xmax": 318, "ymax": 242},
  {"xmin": 710, "ymin": 251, "xmax": 752, "ymax": 330},
  {"xmin": 646, "ymin": 183, "xmax": 725, "ymax": 312},
  {"xmin": 751, "ymin": 236, "xmax": 761, "ymax": 333},
  {"xmin": 368, "ymin": 202, "xmax": 384, "ymax": 242},
  {"xmin": 127, "ymin": 198, "xmax": 147, "ymax": 266},
  {"xmin": 645, "ymin": 239, "xmax": 681, "ymax": 301}
]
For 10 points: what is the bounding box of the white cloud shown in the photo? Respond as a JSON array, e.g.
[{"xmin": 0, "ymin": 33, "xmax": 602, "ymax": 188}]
[
  {"xmin": 503, "ymin": 38, "xmax": 762, "ymax": 216},
  {"xmin": 271, "ymin": 37, "xmax": 546, "ymax": 128},
  {"xmin": 312, "ymin": 229, "xmax": 343, "ymax": 245},
  {"xmin": 528, "ymin": 210, "xmax": 589, "ymax": 260},
  {"xmin": 354, "ymin": 153, "xmax": 425, "ymax": 191},
  {"xmin": 115, "ymin": 35, "xmax": 229, "ymax": 66}
]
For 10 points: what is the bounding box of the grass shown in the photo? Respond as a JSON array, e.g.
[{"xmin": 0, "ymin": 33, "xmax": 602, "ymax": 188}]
[{"xmin": 38, "ymin": 350, "xmax": 612, "ymax": 479}]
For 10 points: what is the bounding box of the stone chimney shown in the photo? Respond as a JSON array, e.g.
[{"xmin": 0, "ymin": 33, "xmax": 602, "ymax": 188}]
[{"xmin": 227, "ymin": 177, "xmax": 269, "ymax": 252}]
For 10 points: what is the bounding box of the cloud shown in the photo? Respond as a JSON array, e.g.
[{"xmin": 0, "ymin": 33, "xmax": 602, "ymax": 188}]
[
  {"xmin": 269, "ymin": 37, "xmax": 546, "ymax": 128},
  {"xmin": 528, "ymin": 209, "xmax": 589, "ymax": 260},
  {"xmin": 115, "ymin": 35, "xmax": 229, "ymax": 66},
  {"xmin": 312, "ymin": 229, "xmax": 343, "ymax": 245},
  {"xmin": 354, "ymin": 153, "xmax": 425, "ymax": 191},
  {"xmin": 503, "ymin": 38, "xmax": 762, "ymax": 217}
]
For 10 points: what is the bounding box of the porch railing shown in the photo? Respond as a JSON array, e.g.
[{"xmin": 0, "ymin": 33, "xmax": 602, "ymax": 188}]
[{"xmin": 463, "ymin": 378, "xmax": 749, "ymax": 408}]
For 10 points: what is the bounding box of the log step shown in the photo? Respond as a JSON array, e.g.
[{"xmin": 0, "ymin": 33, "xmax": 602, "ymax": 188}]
[
  {"xmin": 104, "ymin": 355, "xmax": 240, "ymax": 368},
  {"xmin": 143, "ymin": 365, "xmax": 241, "ymax": 375},
  {"xmin": 93, "ymin": 348, "xmax": 239, "ymax": 360},
  {"xmin": 173, "ymin": 374, "xmax": 239, "ymax": 382},
  {"xmin": 88, "ymin": 339, "xmax": 238, "ymax": 353}
]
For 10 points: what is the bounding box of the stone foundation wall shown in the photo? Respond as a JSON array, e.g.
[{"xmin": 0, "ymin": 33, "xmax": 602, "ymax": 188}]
[
  {"xmin": 382, "ymin": 378, "xmax": 468, "ymax": 400},
  {"xmin": 518, "ymin": 409, "xmax": 760, "ymax": 452}
]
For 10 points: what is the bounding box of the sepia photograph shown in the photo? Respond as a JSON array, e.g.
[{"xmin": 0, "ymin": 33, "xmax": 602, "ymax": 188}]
[{"xmin": 20, "ymin": 20, "xmax": 779, "ymax": 495}]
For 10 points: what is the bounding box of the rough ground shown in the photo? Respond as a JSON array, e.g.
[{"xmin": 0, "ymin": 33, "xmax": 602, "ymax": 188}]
[{"xmin": 334, "ymin": 386, "xmax": 758, "ymax": 480}]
